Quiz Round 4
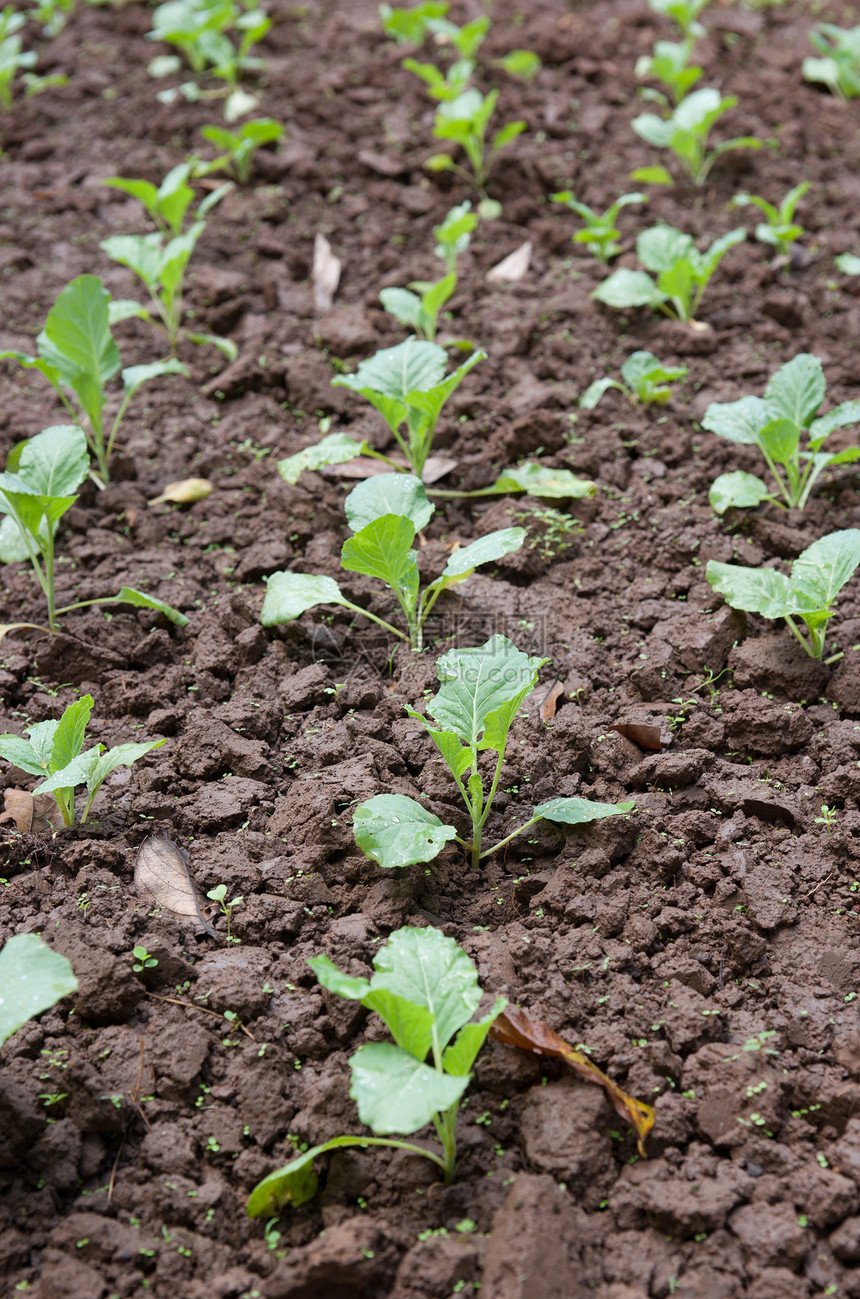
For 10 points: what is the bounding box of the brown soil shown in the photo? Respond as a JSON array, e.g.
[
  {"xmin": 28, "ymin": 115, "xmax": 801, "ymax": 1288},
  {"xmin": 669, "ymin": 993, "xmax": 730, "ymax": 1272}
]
[{"xmin": 3, "ymin": 1, "xmax": 860, "ymax": 1296}]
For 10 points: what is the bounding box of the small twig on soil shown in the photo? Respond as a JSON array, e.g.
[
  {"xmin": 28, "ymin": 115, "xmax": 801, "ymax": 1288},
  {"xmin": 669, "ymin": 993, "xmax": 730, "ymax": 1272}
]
[
  {"xmin": 806, "ymin": 871, "xmax": 834, "ymax": 900},
  {"xmin": 146, "ymin": 992, "xmax": 256, "ymax": 1040}
]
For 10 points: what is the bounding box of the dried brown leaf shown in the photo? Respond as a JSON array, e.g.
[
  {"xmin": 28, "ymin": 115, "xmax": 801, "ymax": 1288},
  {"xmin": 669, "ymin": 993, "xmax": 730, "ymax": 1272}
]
[
  {"xmin": 135, "ymin": 836, "xmax": 217, "ymax": 937},
  {"xmin": 610, "ymin": 723, "xmax": 662, "ymax": 752},
  {"xmin": 0, "ymin": 789, "xmax": 60, "ymax": 835},
  {"xmin": 421, "ymin": 455, "xmax": 458, "ymax": 484},
  {"xmin": 490, "ymin": 1005, "xmax": 655, "ymax": 1157},
  {"xmin": 313, "ymin": 233, "xmax": 341, "ymax": 312},
  {"xmin": 539, "ymin": 680, "xmax": 564, "ymax": 722}
]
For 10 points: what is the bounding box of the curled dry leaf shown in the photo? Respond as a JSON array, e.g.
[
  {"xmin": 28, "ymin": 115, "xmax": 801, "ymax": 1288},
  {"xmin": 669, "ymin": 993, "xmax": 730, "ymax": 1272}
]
[
  {"xmin": 420, "ymin": 455, "xmax": 458, "ymax": 484},
  {"xmin": 149, "ymin": 478, "xmax": 213, "ymax": 506},
  {"xmin": 0, "ymin": 789, "xmax": 60, "ymax": 835},
  {"xmin": 610, "ymin": 723, "xmax": 662, "ymax": 752},
  {"xmin": 313, "ymin": 233, "xmax": 341, "ymax": 312},
  {"xmin": 490, "ymin": 1005, "xmax": 655, "ymax": 1158},
  {"xmin": 134, "ymin": 835, "xmax": 217, "ymax": 937},
  {"xmin": 486, "ymin": 240, "xmax": 532, "ymax": 283},
  {"xmin": 539, "ymin": 680, "xmax": 564, "ymax": 722}
]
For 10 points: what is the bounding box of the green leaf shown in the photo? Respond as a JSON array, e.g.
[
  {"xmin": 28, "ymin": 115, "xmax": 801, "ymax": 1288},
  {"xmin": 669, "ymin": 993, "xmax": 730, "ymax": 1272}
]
[
  {"xmin": 490, "ymin": 463, "xmax": 596, "ymax": 499},
  {"xmin": 16, "ymin": 425, "xmax": 89, "ymax": 498},
  {"xmin": 108, "ymin": 299, "xmax": 147, "ymax": 325},
  {"xmin": 0, "ymin": 488, "xmax": 77, "ymax": 548},
  {"xmin": 592, "ymin": 269, "xmax": 664, "ymax": 310},
  {"xmin": 370, "ymin": 925, "xmax": 484, "ymax": 1052},
  {"xmin": 498, "ymin": 49, "xmax": 540, "ymax": 79},
  {"xmin": 809, "ymin": 400, "xmax": 860, "ymax": 444},
  {"xmin": 333, "ymin": 338, "xmax": 448, "ymax": 402},
  {"xmin": 637, "ymin": 225, "xmax": 693, "ymax": 273},
  {"xmin": 427, "ymin": 634, "xmax": 547, "ymax": 746},
  {"xmin": 630, "ymin": 165, "xmax": 673, "ymax": 185},
  {"xmin": 26, "ymin": 721, "xmax": 59, "ymax": 770},
  {"xmin": 341, "ymin": 515, "xmax": 419, "ymax": 609},
  {"xmin": 307, "ymin": 954, "xmax": 370, "ymax": 1001},
  {"xmin": 491, "ymin": 119, "xmax": 526, "ymax": 152},
  {"xmin": 0, "ymin": 734, "xmax": 45, "ymax": 778},
  {"xmin": 702, "ymin": 396, "xmax": 770, "ymax": 445},
  {"xmin": 0, "ymin": 934, "xmax": 78, "ymax": 1048},
  {"xmin": 82, "ymin": 739, "xmax": 166, "ymax": 798},
  {"xmin": 352, "ymin": 793, "xmax": 457, "ymax": 870},
  {"xmin": 790, "ymin": 530, "xmax": 860, "ymax": 611},
  {"xmin": 345, "ymin": 474, "xmax": 434, "ymax": 533},
  {"xmin": 758, "ymin": 418, "xmax": 800, "ymax": 467},
  {"xmin": 114, "ymin": 587, "xmax": 189, "ymax": 626},
  {"xmin": 38, "ymin": 275, "xmax": 120, "ymax": 388},
  {"xmin": 122, "ymin": 359, "xmax": 188, "ymax": 397},
  {"xmin": 379, "ymin": 287, "xmax": 423, "ymax": 332},
  {"xmin": 836, "ymin": 253, "xmax": 860, "ymax": 275},
  {"xmin": 706, "ymin": 561, "xmax": 797, "ymax": 621},
  {"xmin": 765, "ymin": 353, "xmax": 826, "ymax": 428},
  {"xmin": 0, "ymin": 515, "xmax": 29, "ymax": 564},
  {"xmin": 261, "ymin": 573, "xmax": 347, "ymax": 625},
  {"xmin": 533, "ymin": 796, "xmax": 635, "ymax": 825},
  {"xmin": 246, "ymin": 1137, "xmax": 380, "ymax": 1216},
  {"xmin": 580, "ymin": 377, "xmax": 622, "ymax": 409},
  {"xmin": 186, "ymin": 331, "xmax": 238, "ymax": 361},
  {"xmin": 100, "ymin": 234, "xmax": 165, "ymax": 291},
  {"xmin": 51, "ymin": 694, "xmax": 93, "ymax": 773},
  {"xmin": 350, "ymin": 1041, "xmax": 468, "ymax": 1133},
  {"xmin": 277, "ymin": 434, "xmax": 367, "ymax": 484},
  {"xmin": 440, "ymin": 527, "xmax": 525, "ymax": 580},
  {"xmin": 361, "ymin": 990, "xmax": 435, "ymax": 1059},
  {"xmin": 442, "ymin": 998, "xmax": 507, "ymax": 1076},
  {"xmin": 709, "ymin": 471, "xmax": 772, "ymax": 514}
]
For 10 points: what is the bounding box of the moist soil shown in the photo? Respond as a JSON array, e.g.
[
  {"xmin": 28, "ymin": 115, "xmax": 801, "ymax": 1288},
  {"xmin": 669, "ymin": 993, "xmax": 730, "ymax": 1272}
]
[{"xmin": 3, "ymin": 1, "xmax": 860, "ymax": 1295}]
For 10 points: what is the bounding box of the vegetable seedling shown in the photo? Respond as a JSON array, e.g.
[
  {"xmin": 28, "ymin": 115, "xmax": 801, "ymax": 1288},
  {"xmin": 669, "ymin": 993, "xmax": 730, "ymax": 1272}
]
[
  {"xmin": 352, "ymin": 635, "xmax": 634, "ymax": 870},
  {"xmin": 731, "ymin": 182, "xmax": 810, "ymax": 259},
  {"xmin": 0, "ymin": 6, "xmax": 35, "ymax": 108},
  {"xmin": 704, "ymin": 353, "xmax": 860, "ymax": 514},
  {"xmin": 433, "ymin": 200, "xmax": 478, "ymax": 275},
  {"xmin": 593, "ymin": 223, "xmax": 745, "ymax": 322},
  {"xmin": 426, "ymin": 87, "xmax": 526, "ymax": 195},
  {"xmin": 635, "ymin": 37, "xmax": 703, "ymax": 107},
  {"xmin": 0, "ymin": 933, "xmax": 77, "ymax": 1048},
  {"xmin": 207, "ymin": 884, "xmax": 243, "ymax": 944},
  {"xmin": 647, "ymin": 0, "xmax": 709, "ymax": 38},
  {"xmin": 198, "ymin": 117, "xmax": 283, "ymax": 183},
  {"xmin": 706, "ymin": 529, "xmax": 860, "ymax": 660},
  {"xmin": 0, "ymin": 275, "xmax": 187, "ymax": 483},
  {"xmin": 580, "ymin": 351, "xmax": 687, "ymax": 409},
  {"xmin": 147, "ymin": 0, "xmax": 271, "ymax": 118},
  {"xmin": 631, "ymin": 87, "xmax": 762, "ymax": 186},
  {"xmin": 0, "ymin": 693, "xmax": 166, "ymax": 826},
  {"xmin": 380, "ymin": 273, "xmax": 457, "ymax": 342},
  {"xmin": 0, "ymin": 424, "xmax": 190, "ymax": 632},
  {"xmin": 262, "ymin": 474, "xmax": 524, "ymax": 651},
  {"xmin": 247, "ymin": 925, "xmax": 506, "ymax": 1215},
  {"xmin": 551, "ymin": 190, "xmax": 646, "ymax": 264},
  {"xmin": 803, "ymin": 24, "xmax": 860, "ymax": 100},
  {"xmin": 379, "ymin": 1, "xmax": 451, "ymax": 46},
  {"xmin": 132, "ymin": 946, "xmax": 158, "ymax": 973}
]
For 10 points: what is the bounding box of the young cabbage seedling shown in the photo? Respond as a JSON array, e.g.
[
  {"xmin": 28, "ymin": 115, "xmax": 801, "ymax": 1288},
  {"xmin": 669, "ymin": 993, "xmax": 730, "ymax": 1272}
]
[
  {"xmin": 379, "ymin": 1, "xmax": 451, "ymax": 46},
  {"xmin": 147, "ymin": 0, "xmax": 271, "ymax": 118},
  {"xmin": 433, "ymin": 200, "xmax": 478, "ymax": 275},
  {"xmin": 247, "ymin": 926, "xmax": 506, "ymax": 1215},
  {"xmin": 706, "ymin": 529, "xmax": 860, "ymax": 660},
  {"xmin": 0, "ymin": 693, "xmax": 166, "ymax": 826},
  {"xmin": 197, "ymin": 118, "xmax": 283, "ymax": 183},
  {"xmin": 0, "ymin": 933, "xmax": 77, "ymax": 1049},
  {"xmin": 0, "ymin": 424, "xmax": 190, "ymax": 633},
  {"xmin": 0, "ymin": 275, "xmax": 187, "ymax": 484},
  {"xmin": 580, "ymin": 351, "xmax": 687, "ymax": 409},
  {"xmin": 262, "ymin": 474, "xmax": 524, "ymax": 651},
  {"xmin": 426, "ymin": 87, "xmax": 526, "ymax": 195},
  {"xmin": 353, "ymin": 635, "xmax": 634, "ymax": 870},
  {"xmin": 704, "ymin": 353, "xmax": 860, "ymax": 514},
  {"xmin": 380, "ymin": 273, "xmax": 457, "ymax": 342},
  {"xmin": 593, "ymin": 223, "xmax": 745, "ymax": 322},
  {"xmin": 0, "ymin": 7, "xmax": 35, "ymax": 108},
  {"xmin": 635, "ymin": 37, "xmax": 703, "ymax": 107},
  {"xmin": 551, "ymin": 190, "xmax": 646, "ymax": 264},
  {"xmin": 731, "ymin": 182, "xmax": 810, "ymax": 259},
  {"xmin": 647, "ymin": 0, "xmax": 709, "ymax": 38},
  {"xmin": 803, "ymin": 24, "xmax": 860, "ymax": 100},
  {"xmin": 631, "ymin": 87, "xmax": 762, "ymax": 186}
]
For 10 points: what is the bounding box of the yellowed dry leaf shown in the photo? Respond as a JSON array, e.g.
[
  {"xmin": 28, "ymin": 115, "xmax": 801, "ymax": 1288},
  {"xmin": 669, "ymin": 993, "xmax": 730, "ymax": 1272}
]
[
  {"xmin": 149, "ymin": 478, "xmax": 213, "ymax": 506},
  {"xmin": 135, "ymin": 836, "xmax": 217, "ymax": 937},
  {"xmin": 313, "ymin": 233, "xmax": 341, "ymax": 311},
  {"xmin": 0, "ymin": 623, "xmax": 50, "ymax": 642}
]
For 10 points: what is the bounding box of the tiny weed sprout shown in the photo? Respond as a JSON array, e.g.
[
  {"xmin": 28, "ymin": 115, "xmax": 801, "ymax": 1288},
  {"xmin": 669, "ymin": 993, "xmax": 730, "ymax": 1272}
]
[
  {"xmin": 803, "ymin": 24, "xmax": 860, "ymax": 100},
  {"xmin": 731, "ymin": 182, "xmax": 810, "ymax": 259},
  {"xmin": 147, "ymin": 0, "xmax": 271, "ymax": 118},
  {"xmin": 207, "ymin": 884, "xmax": 243, "ymax": 944},
  {"xmin": 352, "ymin": 635, "xmax": 633, "ymax": 870},
  {"xmin": 433, "ymin": 200, "xmax": 478, "ymax": 275},
  {"xmin": 262, "ymin": 474, "xmax": 524, "ymax": 651},
  {"xmin": 647, "ymin": 0, "xmax": 709, "ymax": 39},
  {"xmin": 635, "ymin": 38, "xmax": 703, "ymax": 107},
  {"xmin": 0, "ymin": 425, "xmax": 190, "ymax": 632},
  {"xmin": 593, "ymin": 223, "xmax": 745, "ymax": 322},
  {"xmin": 631, "ymin": 87, "xmax": 762, "ymax": 186},
  {"xmin": 704, "ymin": 353, "xmax": 860, "ymax": 514},
  {"xmin": 706, "ymin": 529, "xmax": 860, "ymax": 661},
  {"xmin": 247, "ymin": 925, "xmax": 506, "ymax": 1213},
  {"xmin": 198, "ymin": 118, "xmax": 283, "ymax": 183},
  {"xmin": 0, "ymin": 693, "xmax": 166, "ymax": 826},
  {"xmin": 0, "ymin": 275, "xmax": 187, "ymax": 483},
  {"xmin": 100, "ymin": 165, "xmax": 235, "ymax": 358},
  {"xmin": 0, "ymin": 933, "xmax": 77, "ymax": 1048},
  {"xmin": 551, "ymin": 190, "xmax": 646, "ymax": 264},
  {"xmin": 814, "ymin": 805, "xmax": 837, "ymax": 833},
  {"xmin": 580, "ymin": 351, "xmax": 687, "ymax": 409},
  {"xmin": 514, "ymin": 505, "xmax": 582, "ymax": 562},
  {"xmin": 132, "ymin": 946, "xmax": 158, "ymax": 973}
]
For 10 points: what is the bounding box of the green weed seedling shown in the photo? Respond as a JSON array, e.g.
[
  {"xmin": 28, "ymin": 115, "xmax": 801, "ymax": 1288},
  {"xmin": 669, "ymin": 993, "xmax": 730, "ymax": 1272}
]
[
  {"xmin": 206, "ymin": 884, "xmax": 243, "ymax": 944},
  {"xmin": 247, "ymin": 925, "xmax": 505, "ymax": 1214},
  {"xmin": 551, "ymin": 190, "xmax": 646, "ymax": 264},
  {"xmin": 580, "ymin": 351, "xmax": 687, "ymax": 409},
  {"xmin": 803, "ymin": 24, "xmax": 860, "ymax": 100},
  {"xmin": 704, "ymin": 353, "xmax": 860, "ymax": 514},
  {"xmin": 262, "ymin": 474, "xmax": 524, "ymax": 651},
  {"xmin": 132, "ymin": 946, "xmax": 158, "ymax": 973},
  {"xmin": 147, "ymin": 0, "xmax": 271, "ymax": 119},
  {"xmin": 706, "ymin": 529, "xmax": 860, "ymax": 660},
  {"xmin": 433, "ymin": 200, "xmax": 479, "ymax": 275},
  {"xmin": 593, "ymin": 223, "xmax": 745, "ymax": 322},
  {"xmin": 632, "ymin": 87, "xmax": 762, "ymax": 186},
  {"xmin": 648, "ymin": 0, "xmax": 709, "ymax": 38},
  {"xmin": 731, "ymin": 182, "xmax": 810, "ymax": 259},
  {"xmin": 198, "ymin": 118, "xmax": 282, "ymax": 183},
  {"xmin": 636, "ymin": 37, "xmax": 703, "ymax": 107},
  {"xmin": 0, "ymin": 693, "xmax": 166, "ymax": 826},
  {"xmin": 0, "ymin": 275, "xmax": 186, "ymax": 484},
  {"xmin": 352, "ymin": 635, "xmax": 634, "ymax": 869},
  {"xmin": 100, "ymin": 164, "xmax": 235, "ymax": 358},
  {"xmin": 0, "ymin": 933, "xmax": 77, "ymax": 1047},
  {"xmin": 0, "ymin": 424, "xmax": 190, "ymax": 632}
]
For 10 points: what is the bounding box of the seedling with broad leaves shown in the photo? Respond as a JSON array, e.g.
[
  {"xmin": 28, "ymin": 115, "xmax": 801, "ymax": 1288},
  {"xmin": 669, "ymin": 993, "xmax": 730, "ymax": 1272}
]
[
  {"xmin": 803, "ymin": 24, "xmax": 860, "ymax": 100},
  {"xmin": 551, "ymin": 190, "xmax": 646, "ymax": 264},
  {"xmin": 580, "ymin": 351, "xmax": 687, "ymax": 409},
  {"xmin": 247, "ymin": 926, "xmax": 506, "ymax": 1214},
  {"xmin": 0, "ymin": 693, "xmax": 166, "ymax": 826},
  {"xmin": 647, "ymin": 0, "xmax": 709, "ymax": 38},
  {"xmin": 380, "ymin": 274, "xmax": 456, "ymax": 342},
  {"xmin": 731, "ymin": 182, "xmax": 810, "ymax": 259},
  {"xmin": 631, "ymin": 87, "xmax": 762, "ymax": 186},
  {"xmin": 0, "ymin": 424, "xmax": 190, "ymax": 633},
  {"xmin": 593, "ymin": 223, "xmax": 745, "ymax": 322},
  {"xmin": 147, "ymin": 0, "xmax": 271, "ymax": 119},
  {"xmin": 707, "ymin": 530, "xmax": 860, "ymax": 660},
  {"xmin": 705, "ymin": 354, "xmax": 860, "ymax": 514},
  {"xmin": 197, "ymin": 118, "xmax": 283, "ymax": 183},
  {"xmin": 262, "ymin": 474, "xmax": 525, "ymax": 651},
  {"xmin": 0, "ymin": 275, "xmax": 187, "ymax": 483},
  {"xmin": 352, "ymin": 635, "xmax": 634, "ymax": 870},
  {"xmin": 425, "ymin": 87, "xmax": 527, "ymax": 197},
  {"xmin": 635, "ymin": 37, "xmax": 703, "ymax": 107},
  {"xmin": 0, "ymin": 933, "xmax": 77, "ymax": 1049}
]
